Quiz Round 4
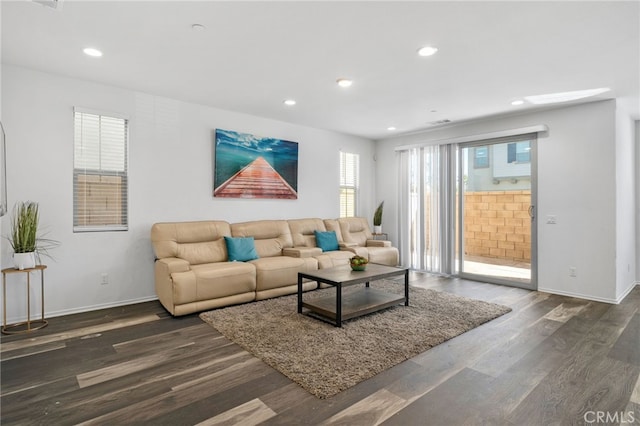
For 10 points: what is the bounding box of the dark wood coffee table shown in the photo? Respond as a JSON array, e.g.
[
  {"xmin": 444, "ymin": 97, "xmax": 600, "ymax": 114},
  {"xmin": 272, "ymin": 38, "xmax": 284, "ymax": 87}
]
[{"xmin": 297, "ymin": 263, "xmax": 409, "ymax": 327}]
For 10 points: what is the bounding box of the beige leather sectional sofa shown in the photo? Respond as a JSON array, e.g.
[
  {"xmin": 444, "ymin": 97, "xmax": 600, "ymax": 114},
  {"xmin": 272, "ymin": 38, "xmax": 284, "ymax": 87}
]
[{"xmin": 151, "ymin": 217, "xmax": 399, "ymax": 316}]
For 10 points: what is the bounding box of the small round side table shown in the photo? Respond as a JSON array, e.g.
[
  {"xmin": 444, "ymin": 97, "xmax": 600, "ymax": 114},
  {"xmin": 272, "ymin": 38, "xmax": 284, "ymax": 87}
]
[{"xmin": 2, "ymin": 265, "xmax": 48, "ymax": 334}]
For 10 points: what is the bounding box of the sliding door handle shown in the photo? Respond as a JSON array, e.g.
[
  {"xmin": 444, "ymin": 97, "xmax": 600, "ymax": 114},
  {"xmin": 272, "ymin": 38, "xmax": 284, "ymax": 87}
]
[{"xmin": 528, "ymin": 205, "xmax": 535, "ymax": 219}]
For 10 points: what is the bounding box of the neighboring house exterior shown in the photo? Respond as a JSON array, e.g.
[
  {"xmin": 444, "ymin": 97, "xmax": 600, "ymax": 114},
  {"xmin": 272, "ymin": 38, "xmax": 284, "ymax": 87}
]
[{"xmin": 466, "ymin": 140, "xmax": 532, "ymax": 192}]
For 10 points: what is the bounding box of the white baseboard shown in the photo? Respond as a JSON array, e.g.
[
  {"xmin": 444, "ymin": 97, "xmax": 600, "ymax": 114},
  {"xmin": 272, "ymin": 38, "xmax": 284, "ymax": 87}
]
[
  {"xmin": 4, "ymin": 295, "xmax": 159, "ymax": 325},
  {"xmin": 537, "ymin": 287, "xmax": 618, "ymax": 304},
  {"xmin": 6, "ymin": 281, "xmax": 638, "ymax": 323},
  {"xmin": 539, "ymin": 281, "xmax": 638, "ymax": 305},
  {"xmin": 615, "ymin": 281, "xmax": 639, "ymax": 303}
]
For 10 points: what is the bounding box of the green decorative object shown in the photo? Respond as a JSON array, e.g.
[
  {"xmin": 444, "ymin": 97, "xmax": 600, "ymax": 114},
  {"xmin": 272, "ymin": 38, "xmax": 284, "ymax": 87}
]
[
  {"xmin": 350, "ymin": 255, "xmax": 368, "ymax": 271},
  {"xmin": 373, "ymin": 201, "xmax": 384, "ymax": 227},
  {"xmin": 8, "ymin": 201, "xmax": 58, "ymax": 269},
  {"xmin": 10, "ymin": 201, "xmax": 39, "ymax": 254}
]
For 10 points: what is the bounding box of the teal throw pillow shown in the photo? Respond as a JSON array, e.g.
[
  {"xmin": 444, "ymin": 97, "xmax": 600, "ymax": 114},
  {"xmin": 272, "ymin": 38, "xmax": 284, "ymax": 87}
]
[
  {"xmin": 315, "ymin": 230, "xmax": 339, "ymax": 252},
  {"xmin": 224, "ymin": 236, "xmax": 259, "ymax": 262}
]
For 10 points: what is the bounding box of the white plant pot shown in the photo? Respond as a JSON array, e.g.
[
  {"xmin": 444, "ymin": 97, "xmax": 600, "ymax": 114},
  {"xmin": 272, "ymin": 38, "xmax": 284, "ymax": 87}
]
[
  {"xmin": 373, "ymin": 225, "xmax": 382, "ymax": 234},
  {"xmin": 13, "ymin": 252, "xmax": 36, "ymax": 270}
]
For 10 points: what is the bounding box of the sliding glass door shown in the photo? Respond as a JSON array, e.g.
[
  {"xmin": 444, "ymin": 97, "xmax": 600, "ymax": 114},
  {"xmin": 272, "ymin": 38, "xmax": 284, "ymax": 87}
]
[
  {"xmin": 457, "ymin": 137, "xmax": 537, "ymax": 289},
  {"xmin": 397, "ymin": 134, "xmax": 537, "ymax": 290}
]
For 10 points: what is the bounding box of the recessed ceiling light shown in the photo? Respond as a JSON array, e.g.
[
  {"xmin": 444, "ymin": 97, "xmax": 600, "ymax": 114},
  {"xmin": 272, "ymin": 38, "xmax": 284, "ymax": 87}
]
[
  {"xmin": 511, "ymin": 100, "xmax": 525, "ymax": 106},
  {"xmin": 191, "ymin": 24, "xmax": 205, "ymax": 31},
  {"xmin": 417, "ymin": 46, "xmax": 438, "ymax": 57},
  {"xmin": 336, "ymin": 78, "xmax": 353, "ymax": 88},
  {"xmin": 524, "ymin": 88, "xmax": 610, "ymax": 105},
  {"xmin": 83, "ymin": 47, "xmax": 102, "ymax": 57},
  {"xmin": 283, "ymin": 99, "xmax": 296, "ymax": 106},
  {"xmin": 387, "ymin": 126, "xmax": 397, "ymax": 131}
]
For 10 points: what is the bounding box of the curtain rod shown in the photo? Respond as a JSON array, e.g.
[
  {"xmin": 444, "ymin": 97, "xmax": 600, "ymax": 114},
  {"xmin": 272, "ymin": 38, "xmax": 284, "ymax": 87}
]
[{"xmin": 394, "ymin": 124, "xmax": 548, "ymax": 152}]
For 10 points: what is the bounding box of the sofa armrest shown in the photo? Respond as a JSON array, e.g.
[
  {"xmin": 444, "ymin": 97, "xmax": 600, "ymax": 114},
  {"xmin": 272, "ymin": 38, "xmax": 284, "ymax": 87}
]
[
  {"xmin": 283, "ymin": 247, "xmax": 323, "ymax": 258},
  {"xmin": 156, "ymin": 257, "xmax": 191, "ymax": 273},
  {"xmin": 154, "ymin": 257, "xmax": 191, "ymax": 316},
  {"xmin": 339, "ymin": 242, "xmax": 357, "ymax": 255},
  {"xmin": 339, "ymin": 242, "xmax": 359, "ymax": 249},
  {"xmin": 366, "ymin": 239, "xmax": 391, "ymax": 247},
  {"xmin": 339, "ymin": 245, "xmax": 368, "ymax": 258}
]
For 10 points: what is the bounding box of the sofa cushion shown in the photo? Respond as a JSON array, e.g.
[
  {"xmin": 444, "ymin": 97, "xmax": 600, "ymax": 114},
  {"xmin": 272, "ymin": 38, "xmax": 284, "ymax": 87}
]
[
  {"xmin": 171, "ymin": 262, "xmax": 257, "ymax": 305},
  {"xmin": 249, "ymin": 256, "xmax": 318, "ymax": 291},
  {"xmin": 282, "ymin": 247, "xmax": 322, "ymax": 258},
  {"xmin": 337, "ymin": 217, "xmax": 372, "ymax": 246},
  {"xmin": 323, "ymin": 219, "xmax": 345, "ymax": 242},
  {"xmin": 231, "ymin": 220, "xmax": 294, "ymax": 257},
  {"xmin": 151, "ymin": 221, "xmax": 231, "ymax": 263},
  {"xmin": 367, "ymin": 246, "xmax": 400, "ymax": 266},
  {"xmin": 191, "ymin": 262, "xmax": 256, "ymax": 301},
  {"xmin": 176, "ymin": 240, "xmax": 227, "ymax": 265},
  {"xmin": 224, "ymin": 236, "xmax": 259, "ymax": 262},
  {"xmin": 315, "ymin": 230, "xmax": 339, "ymax": 252},
  {"xmin": 288, "ymin": 218, "xmax": 326, "ymax": 247},
  {"xmin": 315, "ymin": 250, "xmax": 354, "ymax": 269}
]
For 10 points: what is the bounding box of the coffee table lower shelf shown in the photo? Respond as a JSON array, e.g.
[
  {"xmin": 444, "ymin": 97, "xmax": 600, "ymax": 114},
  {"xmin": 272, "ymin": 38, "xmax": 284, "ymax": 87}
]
[{"xmin": 301, "ymin": 287, "xmax": 405, "ymax": 324}]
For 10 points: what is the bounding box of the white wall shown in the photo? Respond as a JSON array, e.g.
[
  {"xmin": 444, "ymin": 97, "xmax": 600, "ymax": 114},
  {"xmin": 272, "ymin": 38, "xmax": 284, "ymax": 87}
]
[
  {"xmin": 376, "ymin": 100, "xmax": 635, "ymax": 303},
  {"xmin": 614, "ymin": 99, "xmax": 638, "ymax": 300},
  {"xmin": 0, "ymin": 3, "xmax": 4, "ymax": 245},
  {"xmin": 636, "ymin": 120, "xmax": 640, "ymax": 284},
  {"xmin": 0, "ymin": 65, "xmax": 375, "ymax": 321}
]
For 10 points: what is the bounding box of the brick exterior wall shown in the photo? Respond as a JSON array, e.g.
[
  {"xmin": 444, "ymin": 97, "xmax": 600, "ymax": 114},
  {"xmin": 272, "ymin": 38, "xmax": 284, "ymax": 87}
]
[{"xmin": 464, "ymin": 190, "xmax": 531, "ymax": 262}]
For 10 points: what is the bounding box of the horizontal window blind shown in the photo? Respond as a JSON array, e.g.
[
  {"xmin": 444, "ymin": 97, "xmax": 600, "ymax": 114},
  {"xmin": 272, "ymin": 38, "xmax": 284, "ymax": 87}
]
[
  {"xmin": 73, "ymin": 109, "xmax": 128, "ymax": 232},
  {"xmin": 339, "ymin": 151, "xmax": 359, "ymax": 217}
]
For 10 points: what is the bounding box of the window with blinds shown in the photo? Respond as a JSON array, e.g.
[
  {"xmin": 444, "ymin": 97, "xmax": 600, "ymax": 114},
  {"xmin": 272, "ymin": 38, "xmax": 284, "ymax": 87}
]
[
  {"xmin": 73, "ymin": 109, "xmax": 128, "ymax": 232},
  {"xmin": 339, "ymin": 151, "xmax": 359, "ymax": 217}
]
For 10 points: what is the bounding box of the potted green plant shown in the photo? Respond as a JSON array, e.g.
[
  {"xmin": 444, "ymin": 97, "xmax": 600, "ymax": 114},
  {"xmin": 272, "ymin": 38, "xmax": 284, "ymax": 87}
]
[
  {"xmin": 8, "ymin": 201, "xmax": 56, "ymax": 270},
  {"xmin": 373, "ymin": 201, "xmax": 384, "ymax": 234}
]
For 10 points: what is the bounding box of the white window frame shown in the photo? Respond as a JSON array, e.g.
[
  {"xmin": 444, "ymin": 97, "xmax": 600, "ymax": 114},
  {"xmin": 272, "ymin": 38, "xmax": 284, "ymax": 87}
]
[
  {"xmin": 73, "ymin": 107, "xmax": 129, "ymax": 232},
  {"xmin": 339, "ymin": 151, "xmax": 359, "ymax": 217}
]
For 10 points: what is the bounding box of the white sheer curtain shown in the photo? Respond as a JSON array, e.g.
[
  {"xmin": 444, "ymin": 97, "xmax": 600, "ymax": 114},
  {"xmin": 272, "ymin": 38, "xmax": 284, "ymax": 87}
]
[{"xmin": 397, "ymin": 145, "xmax": 456, "ymax": 274}]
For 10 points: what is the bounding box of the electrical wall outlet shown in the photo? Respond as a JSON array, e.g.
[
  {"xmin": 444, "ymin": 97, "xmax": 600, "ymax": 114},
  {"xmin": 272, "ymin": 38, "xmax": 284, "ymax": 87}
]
[
  {"xmin": 569, "ymin": 267, "xmax": 577, "ymax": 277},
  {"xmin": 101, "ymin": 273, "xmax": 109, "ymax": 285},
  {"xmin": 546, "ymin": 215, "xmax": 557, "ymax": 224}
]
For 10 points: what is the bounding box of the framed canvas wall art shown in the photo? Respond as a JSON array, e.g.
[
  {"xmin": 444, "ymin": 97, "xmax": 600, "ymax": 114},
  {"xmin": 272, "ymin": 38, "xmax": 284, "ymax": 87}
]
[{"xmin": 213, "ymin": 129, "xmax": 298, "ymax": 199}]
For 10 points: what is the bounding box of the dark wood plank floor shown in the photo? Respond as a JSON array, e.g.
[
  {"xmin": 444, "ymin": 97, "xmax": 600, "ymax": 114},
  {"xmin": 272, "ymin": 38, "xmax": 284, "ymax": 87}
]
[{"xmin": 2, "ymin": 273, "xmax": 639, "ymax": 425}]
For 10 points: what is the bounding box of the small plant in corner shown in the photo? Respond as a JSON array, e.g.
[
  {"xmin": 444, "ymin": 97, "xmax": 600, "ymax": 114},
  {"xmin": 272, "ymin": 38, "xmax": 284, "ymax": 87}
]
[
  {"xmin": 8, "ymin": 201, "xmax": 58, "ymax": 269},
  {"xmin": 373, "ymin": 201, "xmax": 384, "ymax": 233}
]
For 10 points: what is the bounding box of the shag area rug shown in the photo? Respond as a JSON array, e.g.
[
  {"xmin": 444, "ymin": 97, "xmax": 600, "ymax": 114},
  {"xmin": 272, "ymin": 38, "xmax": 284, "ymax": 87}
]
[{"xmin": 199, "ymin": 280, "xmax": 511, "ymax": 398}]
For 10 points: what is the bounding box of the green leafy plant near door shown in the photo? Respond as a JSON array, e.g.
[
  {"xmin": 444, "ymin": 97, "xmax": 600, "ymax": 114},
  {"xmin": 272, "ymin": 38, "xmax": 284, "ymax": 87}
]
[{"xmin": 373, "ymin": 201, "xmax": 384, "ymax": 233}]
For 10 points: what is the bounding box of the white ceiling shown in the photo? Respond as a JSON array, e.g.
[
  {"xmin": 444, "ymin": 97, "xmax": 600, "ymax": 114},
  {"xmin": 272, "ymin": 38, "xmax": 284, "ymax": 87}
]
[{"xmin": 2, "ymin": 1, "xmax": 639, "ymax": 139}]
